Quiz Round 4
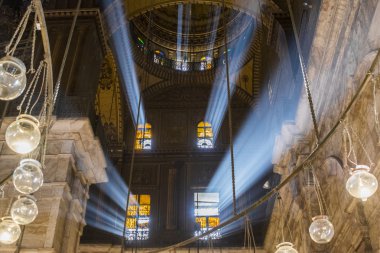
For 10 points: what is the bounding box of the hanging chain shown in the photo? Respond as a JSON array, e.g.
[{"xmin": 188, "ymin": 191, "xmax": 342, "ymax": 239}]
[
  {"xmin": 286, "ymin": 0, "xmax": 320, "ymax": 145},
  {"xmin": 244, "ymin": 216, "xmax": 256, "ymax": 253},
  {"xmin": 52, "ymin": 0, "xmax": 82, "ymax": 107},
  {"xmin": 349, "ymin": 125, "xmax": 374, "ymax": 167},
  {"xmin": 305, "ymin": 166, "xmax": 313, "ymax": 219},
  {"xmin": 28, "ymin": 11, "xmax": 38, "ymax": 73},
  {"xmin": 207, "ymin": 236, "xmax": 214, "ymax": 253},
  {"xmin": 17, "ymin": 60, "xmax": 44, "ymax": 113},
  {"xmin": 311, "ymin": 166, "xmax": 328, "ymax": 216},
  {"xmin": 38, "ymin": 72, "xmax": 49, "ymax": 123},
  {"xmin": 29, "ymin": 60, "xmax": 47, "ymax": 114},
  {"xmin": 25, "ymin": 61, "xmax": 46, "ymax": 113},
  {"xmin": 277, "ymin": 194, "xmax": 285, "ymax": 242},
  {"xmin": 343, "ymin": 124, "xmax": 358, "ymax": 166},
  {"xmin": 222, "ymin": 0, "xmax": 237, "ymax": 216},
  {"xmin": 39, "ymin": 82, "xmax": 50, "ymax": 168},
  {"xmin": 5, "ymin": 5, "xmax": 33, "ymax": 55}
]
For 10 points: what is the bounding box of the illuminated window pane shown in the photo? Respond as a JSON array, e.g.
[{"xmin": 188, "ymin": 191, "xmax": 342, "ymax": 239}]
[
  {"xmin": 197, "ymin": 121, "xmax": 213, "ymax": 149},
  {"xmin": 135, "ymin": 123, "xmax": 152, "ymax": 150},
  {"xmin": 200, "ymin": 56, "xmax": 213, "ymax": 70},
  {"xmin": 126, "ymin": 218, "xmax": 137, "ymax": 229},
  {"xmin": 208, "ymin": 217, "xmax": 220, "ymax": 228},
  {"xmin": 139, "ymin": 205, "xmax": 150, "ymax": 216},
  {"xmin": 127, "ymin": 205, "xmax": 137, "ymax": 216},
  {"xmin": 154, "ymin": 50, "xmax": 164, "ymax": 65},
  {"xmin": 195, "ymin": 217, "xmax": 207, "ymax": 228},
  {"xmin": 139, "ymin": 195, "xmax": 151, "ymax": 205},
  {"xmin": 194, "ymin": 192, "xmax": 221, "ymax": 240},
  {"xmin": 126, "ymin": 194, "xmax": 150, "ymax": 240}
]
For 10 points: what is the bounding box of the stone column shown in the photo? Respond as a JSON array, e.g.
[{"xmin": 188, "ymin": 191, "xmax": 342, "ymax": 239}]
[{"xmin": 0, "ymin": 118, "xmax": 107, "ymax": 253}]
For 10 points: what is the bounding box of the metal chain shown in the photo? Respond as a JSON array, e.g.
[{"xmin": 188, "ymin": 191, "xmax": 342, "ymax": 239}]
[
  {"xmin": 222, "ymin": 0, "xmax": 237, "ymax": 216},
  {"xmin": 244, "ymin": 216, "xmax": 256, "ymax": 253},
  {"xmin": 311, "ymin": 167, "xmax": 327, "ymax": 216},
  {"xmin": 25, "ymin": 61, "xmax": 46, "ymax": 113},
  {"xmin": 28, "ymin": 11, "xmax": 38, "ymax": 74},
  {"xmin": 286, "ymin": 0, "xmax": 320, "ymax": 144},
  {"xmin": 38, "ymin": 71, "xmax": 49, "ymax": 122},
  {"xmin": 349, "ymin": 125, "xmax": 374, "ymax": 167},
  {"xmin": 52, "ymin": 0, "xmax": 82, "ymax": 106},
  {"xmin": 343, "ymin": 124, "xmax": 358, "ymax": 166},
  {"xmin": 17, "ymin": 60, "xmax": 44, "ymax": 113},
  {"xmin": 30, "ymin": 60, "xmax": 47, "ymax": 114},
  {"xmin": 5, "ymin": 5, "xmax": 33, "ymax": 55}
]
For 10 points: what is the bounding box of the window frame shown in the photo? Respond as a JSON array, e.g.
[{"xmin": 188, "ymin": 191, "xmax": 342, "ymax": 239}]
[
  {"xmin": 193, "ymin": 192, "xmax": 221, "ymax": 240},
  {"xmin": 126, "ymin": 194, "xmax": 151, "ymax": 241},
  {"xmin": 197, "ymin": 121, "xmax": 214, "ymax": 149},
  {"xmin": 135, "ymin": 123, "xmax": 152, "ymax": 150}
]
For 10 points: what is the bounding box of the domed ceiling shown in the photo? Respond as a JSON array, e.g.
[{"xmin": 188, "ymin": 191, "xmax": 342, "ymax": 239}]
[{"xmin": 131, "ymin": 4, "xmax": 255, "ymax": 53}]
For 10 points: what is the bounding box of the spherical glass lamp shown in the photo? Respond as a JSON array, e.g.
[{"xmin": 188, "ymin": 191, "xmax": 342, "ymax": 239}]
[
  {"xmin": 0, "ymin": 216, "xmax": 21, "ymax": 245},
  {"xmin": 13, "ymin": 158, "xmax": 43, "ymax": 194},
  {"xmin": 275, "ymin": 242, "xmax": 298, "ymax": 253},
  {"xmin": 5, "ymin": 114, "xmax": 41, "ymax": 154},
  {"xmin": 309, "ymin": 215, "xmax": 334, "ymax": 244},
  {"xmin": 346, "ymin": 165, "xmax": 378, "ymax": 201},
  {"xmin": 0, "ymin": 56, "xmax": 27, "ymax": 100},
  {"xmin": 10, "ymin": 195, "xmax": 38, "ymax": 225}
]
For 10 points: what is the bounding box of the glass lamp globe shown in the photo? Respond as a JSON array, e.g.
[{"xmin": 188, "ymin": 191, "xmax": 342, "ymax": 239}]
[
  {"xmin": 275, "ymin": 242, "xmax": 298, "ymax": 253},
  {"xmin": 13, "ymin": 158, "xmax": 43, "ymax": 194},
  {"xmin": 11, "ymin": 195, "xmax": 38, "ymax": 225},
  {"xmin": 346, "ymin": 165, "xmax": 378, "ymax": 201},
  {"xmin": 5, "ymin": 114, "xmax": 41, "ymax": 154},
  {"xmin": 0, "ymin": 56, "xmax": 27, "ymax": 100},
  {"xmin": 0, "ymin": 216, "xmax": 21, "ymax": 245},
  {"xmin": 309, "ymin": 215, "xmax": 334, "ymax": 243}
]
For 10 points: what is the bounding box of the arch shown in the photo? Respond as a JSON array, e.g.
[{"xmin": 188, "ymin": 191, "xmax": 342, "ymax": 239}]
[
  {"xmin": 125, "ymin": 0, "xmax": 265, "ymax": 21},
  {"xmin": 197, "ymin": 121, "xmax": 214, "ymax": 149},
  {"xmin": 135, "ymin": 123, "xmax": 152, "ymax": 150}
]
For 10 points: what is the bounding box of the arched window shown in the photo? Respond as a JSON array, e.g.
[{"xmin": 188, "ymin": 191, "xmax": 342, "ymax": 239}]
[
  {"xmin": 126, "ymin": 194, "xmax": 151, "ymax": 240},
  {"xmin": 200, "ymin": 56, "xmax": 212, "ymax": 70},
  {"xmin": 135, "ymin": 123, "xmax": 152, "ymax": 150},
  {"xmin": 153, "ymin": 50, "xmax": 164, "ymax": 65},
  {"xmin": 197, "ymin": 121, "xmax": 213, "ymax": 149},
  {"xmin": 194, "ymin": 192, "xmax": 220, "ymax": 239}
]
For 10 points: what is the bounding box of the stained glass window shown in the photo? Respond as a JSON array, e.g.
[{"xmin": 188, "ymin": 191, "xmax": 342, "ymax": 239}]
[
  {"xmin": 174, "ymin": 56, "xmax": 189, "ymax": 71},
  {"xmin": 135, "ymin": 123, "xmax": 152, "ymax": 150},
  {"xmin": 153, "ymin": 50, "xmax": 164, "ymax": 65},
  {"xmin": 197, "ymin": 121, "xmax": 213, "ymax": 149},
  {"xmin": 200, "ymin": 56, "xmax": 212, "ymax": 70},
  {"xmin": 126, "ymin": 194, "xmax": 151, "ymax": 240},
  {"xmin": 194, "ymin": 192, "xmax": 221, "ymax": 240}
]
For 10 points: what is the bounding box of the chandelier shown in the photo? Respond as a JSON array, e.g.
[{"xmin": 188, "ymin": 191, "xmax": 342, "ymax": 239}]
[{"xmin": 0, "ymin": 0, "xmax": 78, "ymax": 245}]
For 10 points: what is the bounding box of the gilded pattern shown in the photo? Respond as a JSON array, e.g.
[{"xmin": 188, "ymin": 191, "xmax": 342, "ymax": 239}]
[{"xmin": 95, "ymin": 50, "xmax": 124, "ymax": 145}]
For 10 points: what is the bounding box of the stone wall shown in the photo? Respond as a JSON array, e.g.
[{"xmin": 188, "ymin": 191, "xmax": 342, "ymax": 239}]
[
  {"xmin": 0, "ymin": 118, "xmax": 107, "ymax": 253},
  {"xmin": 266, "ymin": 0, "xmax": 380, "ymax": 252}
]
